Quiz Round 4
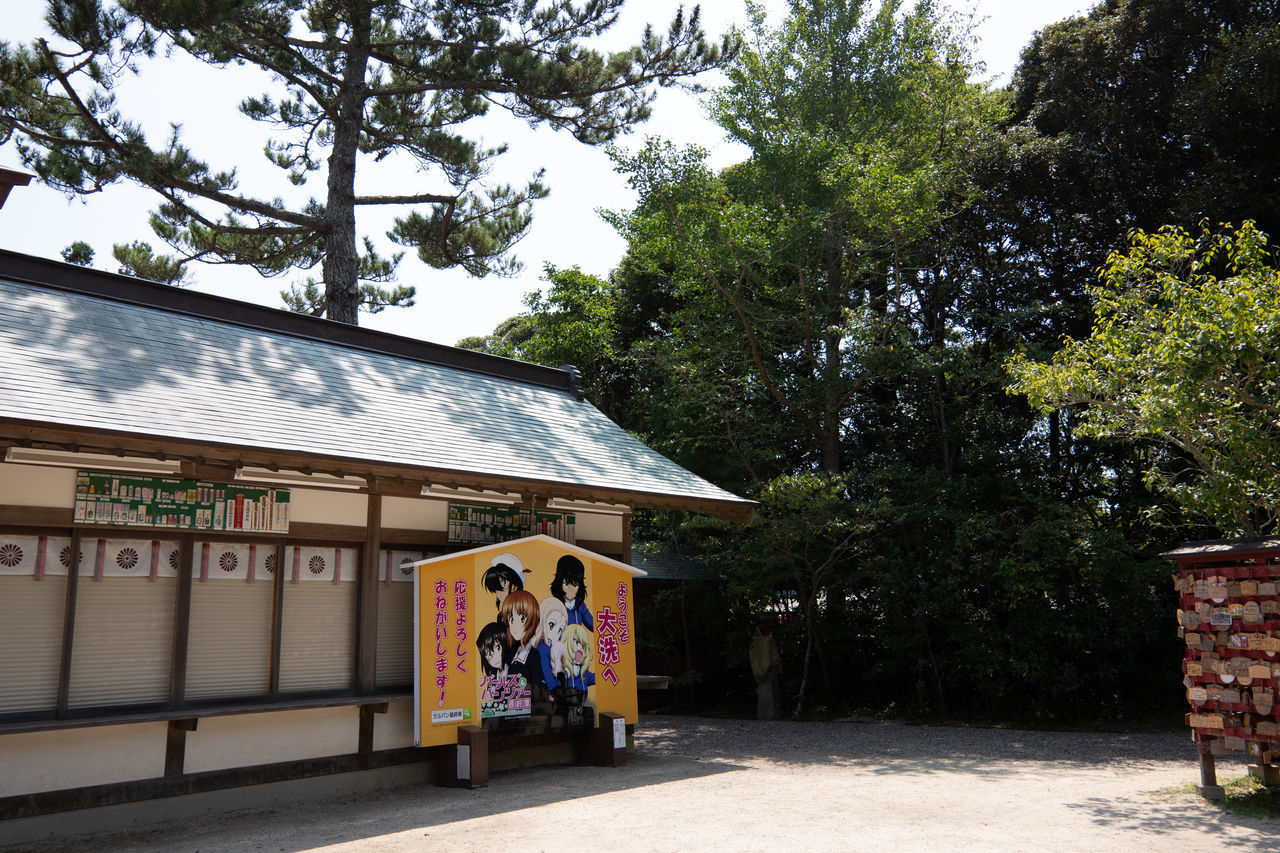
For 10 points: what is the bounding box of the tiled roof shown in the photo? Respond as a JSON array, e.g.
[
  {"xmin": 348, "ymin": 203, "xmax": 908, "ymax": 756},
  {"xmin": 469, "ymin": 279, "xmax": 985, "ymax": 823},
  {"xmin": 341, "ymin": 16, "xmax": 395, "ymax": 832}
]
[{"xmin": 0, "ymin": 252, "xmax": 751, "ymax": 518}]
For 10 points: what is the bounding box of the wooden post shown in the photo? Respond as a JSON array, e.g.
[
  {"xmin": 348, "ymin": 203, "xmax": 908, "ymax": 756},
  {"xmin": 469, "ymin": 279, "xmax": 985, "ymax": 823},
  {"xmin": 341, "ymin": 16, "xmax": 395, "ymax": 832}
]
[
  {"xmin": 164, "ymin": 718, "xmax": 197, "ymax": 777},
  {"xmin": 436, "ymin": 725, "xmax": 488, "ymax": 788},
  {"xmin": 268, "ymin": 542, "xmax": 286, "ymax": 695},
  {"xmin": 357, "ymin": 702, "xmax": 387, "ymax": 770},
  {"xmin": 591, "ymin": 712, "xmax": 628, "ymax": 766},
  {"xmin": 54, "ymin": 528, "xmax": 83, "ymax": 719},
  {"xmin": 1198, "ymin": 742, "xmax": 1225, "ymax": 801},
  {"xmin": 168, "ymin": 534, "xmax": 195, "ymax": 707},
  {"xmin": 355, "ymin": 492, "xmax": 382, "ymax": 695}
]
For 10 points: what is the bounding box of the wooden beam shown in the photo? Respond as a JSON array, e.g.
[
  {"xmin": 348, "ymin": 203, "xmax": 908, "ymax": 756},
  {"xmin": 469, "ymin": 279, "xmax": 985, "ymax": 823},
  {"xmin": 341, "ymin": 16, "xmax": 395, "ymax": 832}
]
[
  {"xmin": 0, "ymin": 420, "xmax": 756, "ymax": 522},
  {"xmin": 356, "ymin": 493, "xmax": 382, "ymax": 695},
  {"xmin": 168, "ymin": 534, "xmax": 194, "ymax": 708},
  {"xmin": 268, "ymin": 542, "xmax": 286, "ymax": 695},
  {"xmin": 0, "ymin": 506, "xmax": 372, "ymax": 544},
  {"xmin": 55, "ymin": 528, "xmax": 82, "ymax": 719}
]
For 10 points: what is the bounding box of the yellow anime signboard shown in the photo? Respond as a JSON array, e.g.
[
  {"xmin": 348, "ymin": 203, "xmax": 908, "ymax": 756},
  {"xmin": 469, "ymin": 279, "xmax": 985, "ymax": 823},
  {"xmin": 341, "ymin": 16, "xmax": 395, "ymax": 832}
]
[{"xmin": 413, "ymin": 535, "xmax": 640, "ymax": 747}]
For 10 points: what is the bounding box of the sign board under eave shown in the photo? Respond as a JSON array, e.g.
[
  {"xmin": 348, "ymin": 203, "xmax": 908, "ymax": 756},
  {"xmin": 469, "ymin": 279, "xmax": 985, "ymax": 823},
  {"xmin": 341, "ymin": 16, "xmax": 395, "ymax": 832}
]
[{"xmin": 410, "ymin": 535, "xmax": 644, "ymax": 748}]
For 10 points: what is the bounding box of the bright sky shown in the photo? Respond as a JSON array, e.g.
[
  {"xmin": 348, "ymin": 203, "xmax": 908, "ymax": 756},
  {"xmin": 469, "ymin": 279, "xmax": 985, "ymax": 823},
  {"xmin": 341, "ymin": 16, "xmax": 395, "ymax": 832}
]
[{"xmin": 0, "ymin": 1, "xmax": 1095, "ymax": 346}]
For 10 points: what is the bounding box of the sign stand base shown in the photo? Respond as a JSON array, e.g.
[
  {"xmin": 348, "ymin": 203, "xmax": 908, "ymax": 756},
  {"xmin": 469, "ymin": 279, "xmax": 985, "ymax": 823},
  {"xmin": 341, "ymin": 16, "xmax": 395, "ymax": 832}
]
[{"xmin": 436, "ymin": 725, "xmax": 488, "ymax": 788}]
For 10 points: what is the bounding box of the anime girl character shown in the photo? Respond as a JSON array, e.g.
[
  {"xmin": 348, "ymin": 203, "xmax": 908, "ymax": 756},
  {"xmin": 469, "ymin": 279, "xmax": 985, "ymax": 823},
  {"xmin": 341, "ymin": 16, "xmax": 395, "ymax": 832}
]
[
  {"xmin": 476, "ymin": 621, "xmax": 510, "ymax": 680},
  {"xmin": 484, "ymin": 554, "xmax": 527, "ymax": 611},
  {"xmin": 537, "ymin": 596, "xmax": 571, "ymax": 692},
  {"xmin": 561, "ymin": 623, "xmax": 595, "ymax": 692},
  {"xmin": 551, "ymin": 554, "xmax": 593, "ymax": 631},
  {"xmin": 477, "ymin": 620, "xmax": 513, "ymax": 713},
  {"xmin": 500, "ymin": 589, "xmax": 541, "ymax": 685}
]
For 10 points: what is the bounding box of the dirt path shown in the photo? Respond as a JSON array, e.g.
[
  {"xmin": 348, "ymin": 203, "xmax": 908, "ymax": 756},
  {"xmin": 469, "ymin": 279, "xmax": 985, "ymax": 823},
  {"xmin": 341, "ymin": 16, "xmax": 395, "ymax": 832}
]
[{"xmin": 8, "ymin": 714, "xmax": 1280, "ymax": 852}]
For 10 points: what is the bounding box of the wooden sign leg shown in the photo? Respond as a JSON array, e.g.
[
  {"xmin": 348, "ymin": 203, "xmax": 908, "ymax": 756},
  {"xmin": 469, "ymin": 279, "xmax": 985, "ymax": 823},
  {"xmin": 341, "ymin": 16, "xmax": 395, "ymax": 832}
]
[
  {"xmin": 436, "ymin": 725, "xmax": 488, "ymax": 788},
  {"xmin": 1198, "ymin": 744, "xmax": 1225, "ymax": 801},
  {"xmin": 591, "ymin": 712, "xmax": 628, "ymax": 766}
]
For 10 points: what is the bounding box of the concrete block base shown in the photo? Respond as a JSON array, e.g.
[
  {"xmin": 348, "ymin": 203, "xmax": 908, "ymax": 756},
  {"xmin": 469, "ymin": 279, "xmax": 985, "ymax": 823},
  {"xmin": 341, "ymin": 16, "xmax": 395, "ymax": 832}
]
[{"xmin": 1197, "ymin": 784, "xmax": 1226, "ymax": 802}]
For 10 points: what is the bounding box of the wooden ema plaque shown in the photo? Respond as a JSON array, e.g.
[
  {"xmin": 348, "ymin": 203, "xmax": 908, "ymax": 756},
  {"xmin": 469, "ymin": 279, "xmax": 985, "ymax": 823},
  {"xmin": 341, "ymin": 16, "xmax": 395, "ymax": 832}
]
[{"xmin": 1175, "ymin": 555, "xmax": 1280, "ymax": 773}]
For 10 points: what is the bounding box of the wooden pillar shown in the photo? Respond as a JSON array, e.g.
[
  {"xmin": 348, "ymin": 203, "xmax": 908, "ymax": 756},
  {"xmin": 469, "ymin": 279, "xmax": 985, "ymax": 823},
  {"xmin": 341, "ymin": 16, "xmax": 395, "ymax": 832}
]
[
  {"xmin": 436, "ymin": 725, "xmax": 488, "ymax": 788},
  {"xmin": 356, "ymin": 492, "xmax": 382, "ymax": 695},
  {"xmin": 268, "ymin": 542, "xmax": 286, "ymax": 695},
  {"xmin": 168, "ymin": 534, "xmax": 194, "ymax": 707},
  {"xmin": 621, "ymin": 512, "xmax": 633, "ymax": 565},
  {"xmin": 55, "ymin": 528, "xmax": 83, "ymax": 719}
]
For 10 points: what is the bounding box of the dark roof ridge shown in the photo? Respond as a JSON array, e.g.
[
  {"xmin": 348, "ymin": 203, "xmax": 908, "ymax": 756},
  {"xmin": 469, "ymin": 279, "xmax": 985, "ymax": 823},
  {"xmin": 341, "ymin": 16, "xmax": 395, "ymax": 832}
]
[{"xmin": 0, "ymin": 247, "xmax": 577, "ymax": 396}]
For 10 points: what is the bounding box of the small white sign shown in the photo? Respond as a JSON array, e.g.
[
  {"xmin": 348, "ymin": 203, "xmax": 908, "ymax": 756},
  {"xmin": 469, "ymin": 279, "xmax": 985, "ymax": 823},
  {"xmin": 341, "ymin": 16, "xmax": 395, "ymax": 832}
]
[
  {"xmin": 433, "ymin": 708, "xmax": 468, "ymax": 725},
  {"xmin": 457, "ymin": 744, "xmax": 471, "ymax": 780},
  {"xmin": 613, "ymin": 716, "xmax": 626, "ymax": 750}
]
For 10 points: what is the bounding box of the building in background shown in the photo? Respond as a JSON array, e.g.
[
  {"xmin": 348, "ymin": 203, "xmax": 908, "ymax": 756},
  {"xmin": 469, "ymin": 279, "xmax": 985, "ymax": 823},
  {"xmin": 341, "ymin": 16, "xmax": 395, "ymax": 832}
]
[{"xmin": 0, "ymin": 248, "xmax": 751, "ymax": 839}]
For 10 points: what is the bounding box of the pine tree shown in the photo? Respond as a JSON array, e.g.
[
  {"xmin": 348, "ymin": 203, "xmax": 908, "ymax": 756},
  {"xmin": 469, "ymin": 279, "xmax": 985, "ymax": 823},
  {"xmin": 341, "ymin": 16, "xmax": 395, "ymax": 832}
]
[{"xmin": 0, "ymin": 0, "xmax": 733, "ymax": 323}]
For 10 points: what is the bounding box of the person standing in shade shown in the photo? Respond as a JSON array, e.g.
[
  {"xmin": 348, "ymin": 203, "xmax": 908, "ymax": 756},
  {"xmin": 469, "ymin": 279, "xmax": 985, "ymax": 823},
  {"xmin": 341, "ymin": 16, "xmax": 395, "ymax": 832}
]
[{"xmin": 750, "ymin": 623, "xmax": 782, "ymax": 721}]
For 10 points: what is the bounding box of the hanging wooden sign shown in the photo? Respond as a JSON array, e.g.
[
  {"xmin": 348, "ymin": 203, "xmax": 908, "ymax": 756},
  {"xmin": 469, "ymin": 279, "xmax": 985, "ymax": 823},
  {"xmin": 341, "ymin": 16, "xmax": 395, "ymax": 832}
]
[
  {"xmin": 1242, "ymin": 580, "xmax": 1260, "ymax": 596},
  {"xmin": 1185, "ymin": 661, "xmax": 1204, "ymax": 676},
  {"xmin": 1179, "ymin": 610, "xmax": 1201, "ymax": 629},
  {"xmin": 1250, "ymin": 664, "xmax": 1272, "ymax": 680},
  {"xmin": 1210, "ymin": 608, "xmax": 1234, "ymax": 628},
  {"xmin": 1218, "ymin": 688, "xmax": 1243, "ymax": 704},
  {"xmin": 1187, "ymin": 686, "xmax": 1208, "ymax": 704},
  {"xmin": 1260, "ymin": 582, "xmax": 1279, "ymax": 596},
  {"xmin": 1189, "ymin": 713, "xmax": 1225, "ymax": 729}
]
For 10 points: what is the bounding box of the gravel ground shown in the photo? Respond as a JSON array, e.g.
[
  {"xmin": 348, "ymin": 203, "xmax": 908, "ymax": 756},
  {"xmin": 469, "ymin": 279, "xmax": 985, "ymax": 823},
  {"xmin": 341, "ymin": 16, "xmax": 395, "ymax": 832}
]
[{"xmin": 7, "ymin": 714, "xmax": 1280, "ymax": 852}]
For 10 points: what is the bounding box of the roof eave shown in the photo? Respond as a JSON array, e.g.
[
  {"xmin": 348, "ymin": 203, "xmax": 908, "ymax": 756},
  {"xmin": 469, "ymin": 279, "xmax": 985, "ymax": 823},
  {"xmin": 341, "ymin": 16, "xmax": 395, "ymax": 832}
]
[{"xmin": 0, "ymin": 419, "xmax": 756, "ymax": 523}]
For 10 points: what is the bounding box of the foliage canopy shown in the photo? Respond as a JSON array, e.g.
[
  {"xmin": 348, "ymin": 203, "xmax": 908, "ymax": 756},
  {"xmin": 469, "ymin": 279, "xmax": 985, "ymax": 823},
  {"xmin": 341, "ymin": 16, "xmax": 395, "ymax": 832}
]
[{"xmin": 1008, "ymin": 222, "xmax": 1280, "ymax": 536}]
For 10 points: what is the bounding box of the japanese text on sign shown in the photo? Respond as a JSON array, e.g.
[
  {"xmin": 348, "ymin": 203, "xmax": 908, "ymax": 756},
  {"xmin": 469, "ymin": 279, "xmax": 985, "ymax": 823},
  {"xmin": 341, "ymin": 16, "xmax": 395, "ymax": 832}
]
[
  {"xmin": 434, "ymin": 579, "xmax": 449, "ymax": 706},
  {"xmin": 454, "ymin": 578, "xmax": 469, "ymax": 674},
  {"xmin": 595, "ymin": 582, "xmax": 632, "ymax": 686}
]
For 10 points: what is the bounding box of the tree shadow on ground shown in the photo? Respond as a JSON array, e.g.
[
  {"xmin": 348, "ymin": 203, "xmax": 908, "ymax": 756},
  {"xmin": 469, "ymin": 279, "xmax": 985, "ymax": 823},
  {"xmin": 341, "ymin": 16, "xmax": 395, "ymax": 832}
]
[
  {"xmin": 7, "ymin": 714, "xmax": 1276, "ymax": 852},
  {"xmin": 1067, "ymin": 792, "xmax": 1280, "ymax": 844},
  {"xmin": 4, "ymin": 749, "xmax": 746, "ymax": 853},
  {"xmin": 639, "ymin": 713, "xmax": 1201, "ymax": 773}
]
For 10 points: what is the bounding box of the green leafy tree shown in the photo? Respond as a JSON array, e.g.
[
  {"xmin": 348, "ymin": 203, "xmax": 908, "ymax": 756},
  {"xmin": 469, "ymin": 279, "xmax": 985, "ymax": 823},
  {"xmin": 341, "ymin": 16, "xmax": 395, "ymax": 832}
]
[
  {"xmin": 458, "ymin": 264, "xmax": 629, "ymax": 414},
  {"xmin": 610, "ymin": 0, "xmax": 1000, "ymax": 475},
  {"xmin": 1, "ymin": 0, "xmax": 734, "ymax": 323},
  {"xmin": 1008, "ymin": 222, "xmax": 1280, "ymax": 535},
  {"xmin": 1010, "ymin": 0, "xmax": 1280, "ymax": 241}
]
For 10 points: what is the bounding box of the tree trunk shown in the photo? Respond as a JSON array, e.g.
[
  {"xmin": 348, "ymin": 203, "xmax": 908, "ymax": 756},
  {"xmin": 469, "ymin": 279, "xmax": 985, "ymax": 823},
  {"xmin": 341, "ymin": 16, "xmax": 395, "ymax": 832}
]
[{"xmin": 322, "ymin": 7, "xmax": 371, "ymax": 325}]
